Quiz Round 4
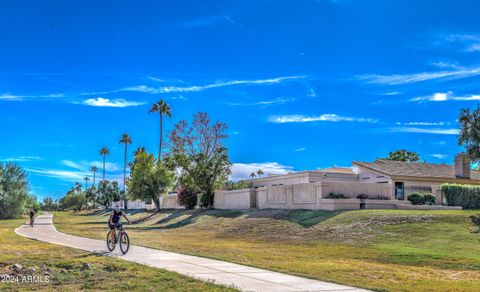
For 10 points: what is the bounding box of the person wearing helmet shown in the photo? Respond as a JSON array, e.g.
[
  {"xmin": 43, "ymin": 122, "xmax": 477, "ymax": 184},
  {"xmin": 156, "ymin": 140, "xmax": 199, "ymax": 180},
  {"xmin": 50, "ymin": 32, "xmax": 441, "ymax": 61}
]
[
  {"xmin": 29, "ymin": 208, "xmax": 35, "ymax": 227},
  {"xmin": 108, "ymin": 204, "xmax": 131, "ymax": 243}
]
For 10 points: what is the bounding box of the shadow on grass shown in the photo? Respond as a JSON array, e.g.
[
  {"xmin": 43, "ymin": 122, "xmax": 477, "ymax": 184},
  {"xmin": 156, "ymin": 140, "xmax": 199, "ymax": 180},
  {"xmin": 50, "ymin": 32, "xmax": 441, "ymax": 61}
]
[
  {"xmin": 470, "ymin": 214, "xmax": 480, "ymax": 233},
  {"xmin": 135, "ymin": 209, "xmax": 244, "ymax": 230},
  {"xmin": 244, "ymin": 209, "xmax": 342, "ymax": 228}
]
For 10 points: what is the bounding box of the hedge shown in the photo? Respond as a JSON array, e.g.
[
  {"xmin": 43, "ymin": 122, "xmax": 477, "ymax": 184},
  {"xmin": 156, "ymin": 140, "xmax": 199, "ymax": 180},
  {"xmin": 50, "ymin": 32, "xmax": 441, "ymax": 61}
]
[{"xmin": 441, "ymin": 184, "xmax": 480, "ymax": 209}]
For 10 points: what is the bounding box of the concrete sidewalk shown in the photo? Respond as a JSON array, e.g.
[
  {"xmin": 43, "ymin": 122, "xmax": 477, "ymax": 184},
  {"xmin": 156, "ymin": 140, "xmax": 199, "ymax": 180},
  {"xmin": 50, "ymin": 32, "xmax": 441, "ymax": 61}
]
[{"xmin": 15, "ymin": 214, "xmax": 368, "ymax": 292}]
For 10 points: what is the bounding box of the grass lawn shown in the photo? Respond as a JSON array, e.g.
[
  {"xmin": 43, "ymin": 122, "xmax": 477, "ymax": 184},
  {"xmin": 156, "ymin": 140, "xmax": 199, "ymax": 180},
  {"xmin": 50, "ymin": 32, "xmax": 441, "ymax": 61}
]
[
  {"xmin": 54, "ymin": 209, "xmax": 480, "ymax": 292},
  {"xmin": 0, "ymin": 216, "xmax": 237, "ymax": 291}
]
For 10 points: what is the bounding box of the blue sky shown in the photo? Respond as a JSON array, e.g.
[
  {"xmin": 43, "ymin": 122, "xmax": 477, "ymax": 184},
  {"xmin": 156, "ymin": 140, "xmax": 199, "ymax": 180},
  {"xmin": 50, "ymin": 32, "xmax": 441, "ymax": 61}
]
[{"xmin": 1, "ymin": 0, "xmax": 480, "ymax": 200}]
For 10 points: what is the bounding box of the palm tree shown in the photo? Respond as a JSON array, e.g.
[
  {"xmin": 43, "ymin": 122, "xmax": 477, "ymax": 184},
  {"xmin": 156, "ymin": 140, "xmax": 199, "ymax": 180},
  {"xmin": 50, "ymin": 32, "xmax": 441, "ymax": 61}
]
[
  {"xmin": 119, "ymin": 133, "xmax": 132, "ymax": 193},
  {"xmin": 90, "ymin": 166, "xmax": 98, "ymax": 186},
  {"xmin": 250, "ymin": 172, "xmax": 256, "ymax": 179},
  {"xmin": 256, "ymin": 169, "xmax": 264, "ymax": 178},
  {"xmin": 148, "ymin": 100, "xmax": 172, "ymax": 160},
  {"xmin": 84, "ymin": 177, "xmax": 90, "ymax": 189},
  {"xmin": 99, "ymin": 147, "xmax": 110, "ymax": 181}
]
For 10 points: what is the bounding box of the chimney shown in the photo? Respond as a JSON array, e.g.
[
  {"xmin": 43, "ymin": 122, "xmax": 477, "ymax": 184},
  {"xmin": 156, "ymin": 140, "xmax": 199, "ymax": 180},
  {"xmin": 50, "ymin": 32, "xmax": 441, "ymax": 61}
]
[{"xmin": 455, "ymin": 153, "xmax": 471, "ymax": 178}]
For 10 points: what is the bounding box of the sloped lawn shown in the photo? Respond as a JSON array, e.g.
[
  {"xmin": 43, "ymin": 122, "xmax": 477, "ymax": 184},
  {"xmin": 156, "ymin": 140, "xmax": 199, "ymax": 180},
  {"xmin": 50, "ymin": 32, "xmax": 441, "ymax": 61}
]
[{"xmin": 54, "ymin": 209, "xmax": 480, "ymax": 291}]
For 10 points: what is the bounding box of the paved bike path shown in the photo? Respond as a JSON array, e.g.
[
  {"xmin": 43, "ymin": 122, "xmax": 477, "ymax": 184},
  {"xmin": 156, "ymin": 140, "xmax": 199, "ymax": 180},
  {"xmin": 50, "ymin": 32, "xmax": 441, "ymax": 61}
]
[{"xmin": 15, "ymin": 214, "xmax": 368, "ymax": 292}]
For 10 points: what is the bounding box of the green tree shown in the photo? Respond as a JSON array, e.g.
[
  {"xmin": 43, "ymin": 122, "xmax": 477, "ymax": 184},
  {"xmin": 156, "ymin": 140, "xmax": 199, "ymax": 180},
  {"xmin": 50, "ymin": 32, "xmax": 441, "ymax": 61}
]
[
  {"xmin": 170, "ymin": 112, "xmax": 231, "ymax": 208},
  {"xmin": 149, "ymin": 100, "xmax": 172, "ymax": 160},
  {"xmin": 250, "ymin": 172, "xmax": 256, "ymax": 179},
  {"xmin": 127, "ymin": 151, "xmax": 175, "ymax": 211},
  {"xmin": 59, "ymin": 187, "xmax": 86, "ymax": 211},
  {"xmin": 459, "ymin": 105, "xmax": 480, "ymax": 163},
  {"xmin": 85, "ymin": 186, "xmax": 97, "ymax": 209},
  {"xmin": 96, "ymin": 180, "xmax": 121, "ymax": 208},
  {"xmin": 0, "ymin": 163, "xmax": 30, "ymax": 219},
  {"xmin": 256, "ymin": 169, "xmax": 264, "ymax": 177},
  {"xmin": 99, "ymin": 147, "xmax": 110, "ymax": 181},
  {"xmin": 90, "ymin": 166, "xmax": 98, "ymax": 186},
  {"xmin": 41, "ymin": 197, "xmax": 58, "ymax": 211},
  {"xmin": 383, "ymin": 150, "xmax": 420, "ymax": 162}
]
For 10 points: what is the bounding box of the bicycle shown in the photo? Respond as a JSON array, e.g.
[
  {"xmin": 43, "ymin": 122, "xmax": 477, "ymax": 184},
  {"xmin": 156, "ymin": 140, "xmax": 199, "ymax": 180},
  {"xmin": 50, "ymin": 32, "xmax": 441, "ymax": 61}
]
[{"xmin": 106, "ymin": 223, "xmax": 130, "ymax": 254}]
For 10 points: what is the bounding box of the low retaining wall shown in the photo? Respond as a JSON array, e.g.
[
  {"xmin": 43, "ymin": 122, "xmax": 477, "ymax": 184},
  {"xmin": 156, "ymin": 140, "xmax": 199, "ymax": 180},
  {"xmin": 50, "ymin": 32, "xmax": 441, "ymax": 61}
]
[
  {"xmin": 214, "ymin": 189, "xmax": 256, "ymax": 209},
  {"xmin": 256, "ymin": 181, "xmax": 394, "ymax": 210},
  {"xmin": 159, "ymin": 195, "xmax": 183, "ymax": 209}
]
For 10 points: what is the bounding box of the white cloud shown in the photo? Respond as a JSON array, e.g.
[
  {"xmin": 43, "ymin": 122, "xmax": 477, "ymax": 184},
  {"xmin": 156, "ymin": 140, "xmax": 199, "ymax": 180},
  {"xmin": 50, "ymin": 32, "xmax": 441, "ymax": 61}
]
[
  {"xmin": 0, "ymin": 93, "xmax": 64, "ymax": 101},
  {"xmin": 355, "ymin": 66, "xmax": 480, "ymax": 85},
  {"xmin": 230, "ymin": 162, "xmax": 294, "ymax": 181},
  {"xmin": 389, "ymin": 127, "xmax": 459, "ymax": 135},
  {"xmin": 61, "ymin": 159, "xmax": 120, "ymax": 172},
  {"xmin": 441, "ymin": 33, "xmax": 480, "ymax": 52},
  {"xmin": 227, "ymin": 97, "xmax": 294, "ymax": 106},
  {"xmin": 1, "ymin": 156, "xmax": 43, "ymax": 162},
  {"xmin": 293, "ymin": 147, "xmax": 307, "ymax": 152},
  {"xmin": 431, "ymin": 154, "xmax": 449, "ymax": 160},
  {"xmin": 82, "ymin": 97, "xmax": 145, "ymax": 108},
  {"xmin": 121, "ymin": 76, "xmax": 305, "ymax": 94},
  {"xmin": 411, "ymin": 91, "xmax": 480, "ymax": 102},
  {"xmin": 269, "ymin": 114, "xmax": 378, "ymax": 124},
  {"xmin": 26, "ymin": 168, "xmax": 89, "ymax": 181},
  {"xmin": 396, "ymin": 121, "xmax": 448, "ymax": 126}
]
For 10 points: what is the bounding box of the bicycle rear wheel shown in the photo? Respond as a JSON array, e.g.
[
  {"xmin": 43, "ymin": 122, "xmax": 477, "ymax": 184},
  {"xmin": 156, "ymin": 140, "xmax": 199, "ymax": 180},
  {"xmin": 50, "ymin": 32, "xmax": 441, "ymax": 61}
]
[
  {"xmin": 119, "ymin": 231, "xmax": 129, "ymax": 254},
  {"xmin": 106, "ymin": 231, "xmax": 115, "ymax": 251}
]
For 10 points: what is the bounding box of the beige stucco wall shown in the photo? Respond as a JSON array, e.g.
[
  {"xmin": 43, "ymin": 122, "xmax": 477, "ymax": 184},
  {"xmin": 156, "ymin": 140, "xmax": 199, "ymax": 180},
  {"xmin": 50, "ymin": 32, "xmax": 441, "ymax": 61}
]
[
  {"xmin": 256, "ymin": 181, "xmax": 393, "ymax": 210},
  {"xmin": 214, "ymin": 189, "xmax": 256, "ymax": 209},
  {"xmin": 252, "ymin": 171, "xmax": 359, "ymax": 188},
  {"xmin": 159, "ymin": 195, "xmax": 183, "ymax": 209}
]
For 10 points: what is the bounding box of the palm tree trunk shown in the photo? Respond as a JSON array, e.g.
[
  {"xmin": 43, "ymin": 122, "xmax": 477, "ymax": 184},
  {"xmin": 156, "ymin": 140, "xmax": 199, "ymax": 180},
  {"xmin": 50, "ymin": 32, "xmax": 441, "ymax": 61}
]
[
  {"xmin": 123, "ymin": 143, "xmax": 128, "ymax": 210},
  {"xmin": 102, "ymin": 155, "xmax": 106, "ymax": 181},
  {"xmin": 159, "ymin": 113, "xmax": 163, "ymax": 160},
  {"xmin": 93, "ymin": 172, "xmax": 96, "ymax": 186}
]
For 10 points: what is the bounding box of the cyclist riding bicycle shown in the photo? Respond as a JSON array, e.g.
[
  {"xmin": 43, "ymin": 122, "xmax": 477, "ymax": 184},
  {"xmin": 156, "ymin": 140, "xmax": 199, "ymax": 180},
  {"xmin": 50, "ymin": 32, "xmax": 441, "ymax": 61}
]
[
  {"xmin": 108, "ymin": 205, "xmax": 131, "ymax": 243},
  {"xmin": 29, "ymin": 208, "xmax": 35, "ymax": 226}
]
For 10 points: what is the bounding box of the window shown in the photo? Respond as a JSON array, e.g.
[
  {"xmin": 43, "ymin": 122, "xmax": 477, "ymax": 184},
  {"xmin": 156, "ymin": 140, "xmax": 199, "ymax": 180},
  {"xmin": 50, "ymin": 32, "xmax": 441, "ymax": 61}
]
[{"xmin": 395, "ymin": 182, "xmax": 405, "ymax": 200}]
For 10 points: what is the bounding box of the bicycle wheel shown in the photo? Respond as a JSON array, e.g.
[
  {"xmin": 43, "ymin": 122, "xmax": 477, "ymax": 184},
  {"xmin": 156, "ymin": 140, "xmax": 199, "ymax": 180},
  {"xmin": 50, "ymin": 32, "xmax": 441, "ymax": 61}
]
[
  {"xmin": 119, "ymin": 231, "xmax": 129, "ymax": 254},
  {"xmin": 106, "ymin": 231, "xmax": 115, "ymax": 251}
]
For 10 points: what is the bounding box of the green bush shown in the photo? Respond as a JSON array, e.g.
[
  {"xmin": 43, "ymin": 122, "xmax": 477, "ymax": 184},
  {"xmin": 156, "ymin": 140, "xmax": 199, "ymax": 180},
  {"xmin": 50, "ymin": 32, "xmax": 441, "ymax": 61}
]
[
  {"xmin": 327, "ymin": 192, "xmax": 347, "ymax": 199},
  {"xmin": 424, "ymin": 194, "xmax": 436, "ymax": 205},
  {"xmin": 441, "ymin": 184, "xmax": 480, "ymax": 209},
  {"xmin": 407, "ymin": 192, "xmax": 425, "ymax": 205}
]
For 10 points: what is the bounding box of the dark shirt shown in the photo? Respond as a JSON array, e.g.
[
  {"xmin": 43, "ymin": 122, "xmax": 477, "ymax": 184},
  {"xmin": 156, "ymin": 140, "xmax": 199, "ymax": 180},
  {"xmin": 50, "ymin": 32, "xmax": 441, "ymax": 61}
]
[
  {"xmin": 111, "ymin": 210, "xmax": 123, "ymax": 223},
  {"xmin": 29, "ymin": 211, "xmax": 34, "ymax": 218}
]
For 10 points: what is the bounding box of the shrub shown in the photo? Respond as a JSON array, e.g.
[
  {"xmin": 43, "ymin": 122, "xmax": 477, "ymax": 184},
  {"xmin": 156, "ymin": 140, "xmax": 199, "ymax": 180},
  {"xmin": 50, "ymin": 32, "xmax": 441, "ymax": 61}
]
[
  {"xmin": 424, "ymin": 194, "xmax": 436, "ymax": 205},
  {"xmin": 407, "ymin": 192, "xmax": 425, "ymax": 205},
  {"xmin": 357, "ymin": 194, "xmax": 368, "ymax": 199},
  {"xmin": 327, "ymin": 192, "xmax": 347, "ymax": 199},
  {"xmin": 441, "ymin": 184, "xmax": 480, "ymax": 209},
  {"xmin": 177, "ymin": 188, "xmax": 198, "ymax": 210}
]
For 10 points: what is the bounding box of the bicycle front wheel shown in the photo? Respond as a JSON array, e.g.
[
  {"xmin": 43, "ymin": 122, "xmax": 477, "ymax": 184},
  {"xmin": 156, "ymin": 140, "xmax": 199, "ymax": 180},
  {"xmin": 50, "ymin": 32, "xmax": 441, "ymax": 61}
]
[
  {"xmin": 119, "ymin": 231, "xmax": 129, "ymax": 254},
  {"xmin": 106, "ymin": 231, "xmax": 115, "ymax": 251}
]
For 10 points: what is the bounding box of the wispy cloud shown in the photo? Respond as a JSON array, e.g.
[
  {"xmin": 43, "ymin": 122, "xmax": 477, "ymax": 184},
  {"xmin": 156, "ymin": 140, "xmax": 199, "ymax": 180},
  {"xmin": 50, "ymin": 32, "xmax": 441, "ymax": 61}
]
[
  {"xmin": 0, "ymin": 93, "xmax": 64, "ymax": 101},
  {"xmin": 82, "ymin": 97, "xmax": 145, "ymax": 107},
  {"xmin": 355, "ymin": 66, "xmax": 480, "ymax": 85},
  {"xmin": 225, "ymin": 16, "xmax": 244, "ymax": 27},
  {"xmin": 293, "ymin": 147, "xmax": 307, "ymax": 152},
  {"xmin": 269, "ymin": 114, "xmax": 378, "ymax": 124},
  {"xmin": 1, "ymin": 156, "xmax": 43, "ymax": 162},
  {"xmin": 396, "ymin": 121, "xmax": 449, "ymax": 126},
  {"xmin": 388, "ymin": 127, "xmax": 459, "ymax": 135},
  {"xmin": 121, "ymin": 76, "xmax": 305, "ymax": 94},
  {"xmin": 411, "ymin": 91, "xmax": 480, "ymax": 102},
  {"xmin": 230, "ymin": 162, "xmax": 294, "ymax": 181},
  {"xmin": 227, "ymin": 97, "xmax": 294, "ymax": 106},
  {"xmin": 441, "ymin": 33, "xmax": 480, "ymax": 52},
  {"xmin": 61, "ymin": 159, "xmax": 120, "ymax": 172},
  {"xmin": 431, "ymin": 153, "xmax": 449, "ymax": 160},
  {"xmin": 26, "ymin": 168, "xmax": 89, "ymax": 181}
]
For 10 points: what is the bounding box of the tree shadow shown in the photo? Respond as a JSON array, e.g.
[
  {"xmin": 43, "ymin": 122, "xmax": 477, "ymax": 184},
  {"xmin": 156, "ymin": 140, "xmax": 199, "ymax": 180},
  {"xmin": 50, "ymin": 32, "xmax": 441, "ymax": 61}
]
[
  {"xmin": 135, "ymin": 209, "xmax": 244, "ymax": 230},
  {"xmin": 470, "ymin": 215, "xmax": 480, "ymax": 233},
  {"xmin": 243, "ymin": 209, "xmax": 342, "ymax": 228}
]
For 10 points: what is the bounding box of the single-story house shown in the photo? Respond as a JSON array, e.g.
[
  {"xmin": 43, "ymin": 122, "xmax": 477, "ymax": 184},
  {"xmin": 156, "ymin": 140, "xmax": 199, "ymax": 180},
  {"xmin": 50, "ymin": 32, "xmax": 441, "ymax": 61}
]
[{"xmin": 214, "ymin": 153, "xmax": 476, "ymax": 211}]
